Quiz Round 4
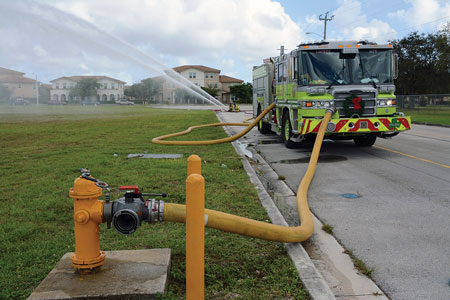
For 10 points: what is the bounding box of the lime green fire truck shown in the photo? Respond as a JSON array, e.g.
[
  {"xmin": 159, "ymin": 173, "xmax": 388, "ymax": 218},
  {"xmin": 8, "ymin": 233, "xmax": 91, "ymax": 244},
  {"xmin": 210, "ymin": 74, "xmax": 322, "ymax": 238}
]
[{"xmin": 253, "ymin": 41, "xmax": 411, "ymax": 148}]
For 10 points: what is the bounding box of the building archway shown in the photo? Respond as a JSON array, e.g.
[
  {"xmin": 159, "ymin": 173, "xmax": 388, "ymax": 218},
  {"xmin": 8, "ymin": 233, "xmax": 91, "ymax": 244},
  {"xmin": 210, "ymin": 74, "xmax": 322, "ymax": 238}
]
[
  {"xmin": 110, "ymin": 94, "xmax": 115, "ymax": 102},
  {"xmin": 53, "ymin": 94, "xmax": 59, "ymax": 101},
  {"xmin": 102, "ymin": 94, "xmax": 107, "ymax": 102},
  {"xmin": 61, "ymin": 94, "xmax": 66, "ymax": 102}
]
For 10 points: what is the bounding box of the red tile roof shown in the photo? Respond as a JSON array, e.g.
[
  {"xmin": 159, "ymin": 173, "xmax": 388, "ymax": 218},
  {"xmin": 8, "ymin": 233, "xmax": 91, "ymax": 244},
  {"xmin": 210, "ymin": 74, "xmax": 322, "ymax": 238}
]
[
  {"xmin": 50, "ymin": 75, "xmax": 126, "ymax": 84},
  {"xmin": 219, "ymin": 75, "xmax": 243, "ymax": 84},
  {"xmin": 0, "ymin": 75, "xmax": 36, "ymax": 84},
  {"xmin": 173, "ymin": 65, "xmax": 221, "ymax": 73},
  {"xmin": 0, "ymin": 67, "xmax": 25, "ymax": 76}
]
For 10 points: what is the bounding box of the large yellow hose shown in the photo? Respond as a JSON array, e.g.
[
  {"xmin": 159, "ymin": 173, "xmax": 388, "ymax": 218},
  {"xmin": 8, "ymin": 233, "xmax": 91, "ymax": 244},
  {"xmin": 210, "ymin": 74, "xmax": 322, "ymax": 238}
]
[
  {"xmin": 157, "ymin": 108, "xmax": 333, "ymax": 243},
  {"xmin": 152, "ymin": 103, "xmax": 276, "ymax": 145}
]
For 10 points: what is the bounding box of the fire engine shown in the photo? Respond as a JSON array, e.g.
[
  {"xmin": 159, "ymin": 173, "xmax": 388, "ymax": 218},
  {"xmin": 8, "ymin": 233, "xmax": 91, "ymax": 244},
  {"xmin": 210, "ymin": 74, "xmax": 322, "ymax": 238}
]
[{"xmin": 253, "ymin": 41, "xmax": 411, "ymax": 148}]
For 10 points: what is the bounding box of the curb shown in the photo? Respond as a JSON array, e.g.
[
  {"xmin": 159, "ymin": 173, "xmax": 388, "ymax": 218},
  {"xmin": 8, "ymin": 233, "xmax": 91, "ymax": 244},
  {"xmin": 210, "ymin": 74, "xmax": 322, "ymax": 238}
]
[{"xmin": 411, "ymin": 121, "xmax": 450, "ymax": 128}]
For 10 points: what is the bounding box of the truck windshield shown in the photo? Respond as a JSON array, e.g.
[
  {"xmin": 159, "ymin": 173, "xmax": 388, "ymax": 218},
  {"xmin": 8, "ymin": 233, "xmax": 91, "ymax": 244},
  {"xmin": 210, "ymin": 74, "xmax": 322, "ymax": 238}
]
[{"xmin": 299, "ymin": 49, "xmax": 393, "ymax": 86}]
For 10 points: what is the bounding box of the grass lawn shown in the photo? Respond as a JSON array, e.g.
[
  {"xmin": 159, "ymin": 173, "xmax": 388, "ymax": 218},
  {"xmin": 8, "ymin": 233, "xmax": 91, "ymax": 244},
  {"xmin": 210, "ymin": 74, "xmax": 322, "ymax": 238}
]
[
  {"xmin": 400, "ymin": 105, "xmax": 450, "ymax": 126},
  {"xmin": 0, "ymin": 104, "xmax": 309, "ymax": 300}
]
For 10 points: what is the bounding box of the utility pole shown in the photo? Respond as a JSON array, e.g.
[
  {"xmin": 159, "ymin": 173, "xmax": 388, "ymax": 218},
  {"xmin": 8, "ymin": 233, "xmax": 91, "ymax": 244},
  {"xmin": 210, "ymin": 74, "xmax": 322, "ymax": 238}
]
[{"xmin": 319, "ymin": 11, "xmax": 334, "ymax": 41}]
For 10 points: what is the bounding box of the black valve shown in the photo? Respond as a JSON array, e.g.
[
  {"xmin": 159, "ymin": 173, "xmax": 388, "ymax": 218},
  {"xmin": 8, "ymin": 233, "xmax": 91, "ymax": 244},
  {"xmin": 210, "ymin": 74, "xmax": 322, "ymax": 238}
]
[{"xmin": 103, "ymin": 186, "xmax": 165, "ymax": 235}]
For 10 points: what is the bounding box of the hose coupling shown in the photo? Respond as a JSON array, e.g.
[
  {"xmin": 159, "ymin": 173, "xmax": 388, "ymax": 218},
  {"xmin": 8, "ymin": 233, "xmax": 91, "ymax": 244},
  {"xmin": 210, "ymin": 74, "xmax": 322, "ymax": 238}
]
[
  {"xmin": 326, "ymin": 106, "xmax": 337, "ymax": 114},
  {"xmin": 148, "ymin": 199, "xmax": 165, "ymax": 223}
]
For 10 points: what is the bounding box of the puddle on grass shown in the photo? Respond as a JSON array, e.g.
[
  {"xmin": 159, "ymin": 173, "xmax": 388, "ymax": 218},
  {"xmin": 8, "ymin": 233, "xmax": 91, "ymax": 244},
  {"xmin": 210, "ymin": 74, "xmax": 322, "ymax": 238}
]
[
  {"xmin": 258, "ymin": 139, "xmax": 282, "ymax": 145},
  {"xmin": 276, "ymin": 155, "xmax": 347, "ymax": 164}
]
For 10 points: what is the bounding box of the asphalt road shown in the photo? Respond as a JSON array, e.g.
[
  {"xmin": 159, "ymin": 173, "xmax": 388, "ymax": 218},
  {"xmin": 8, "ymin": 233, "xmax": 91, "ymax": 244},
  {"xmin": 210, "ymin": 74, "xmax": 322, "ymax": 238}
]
[{"xmin": 223, "ymin": 109, "xmax": 450, "ymax": 300}]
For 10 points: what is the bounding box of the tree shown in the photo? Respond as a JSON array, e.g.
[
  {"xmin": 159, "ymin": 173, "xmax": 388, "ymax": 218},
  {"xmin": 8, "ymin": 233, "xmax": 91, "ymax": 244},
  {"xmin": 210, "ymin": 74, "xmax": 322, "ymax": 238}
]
[
  {"xmin": 230, "ymin": 82, "xmax": 253, "ymax": 103},
  {"xmin": 69, "ymin": 78, "xmax": 100, "ymax": 103},
  {"xmin": 391, "ymin": 26, "xmax": 450, "ymax": 95},
  {"xmin": 124, "ymin": 78, "xmax": 162, "ymax": 104},
  {"xmin": 201, "ymin": 85, "xmax": 220, "ymax": 98},
  {"xmin": 0, "ymin": 83, "xmax": 12, "ymax": 103}
]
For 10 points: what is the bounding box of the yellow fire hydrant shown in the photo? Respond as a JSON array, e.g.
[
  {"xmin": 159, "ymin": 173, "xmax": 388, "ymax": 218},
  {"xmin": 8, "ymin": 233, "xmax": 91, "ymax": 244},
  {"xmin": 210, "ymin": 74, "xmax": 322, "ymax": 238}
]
[{"xmin": 69, "ymin": 175, "xmax": 105, "ymax": 272}]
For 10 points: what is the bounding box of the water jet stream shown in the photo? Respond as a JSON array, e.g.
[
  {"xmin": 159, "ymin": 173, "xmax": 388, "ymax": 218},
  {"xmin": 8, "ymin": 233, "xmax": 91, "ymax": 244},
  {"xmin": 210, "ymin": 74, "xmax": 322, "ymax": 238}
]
[{"xmin": 0, "ymin": 0, "xmax": 227, "ymax": 110}]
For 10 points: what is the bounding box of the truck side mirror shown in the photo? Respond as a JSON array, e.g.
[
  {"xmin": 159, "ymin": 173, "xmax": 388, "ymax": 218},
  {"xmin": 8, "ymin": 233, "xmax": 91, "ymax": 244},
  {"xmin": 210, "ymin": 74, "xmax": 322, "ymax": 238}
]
[{"xmin": 393, "ymin": 53, "xmax": 399, "ymax": 79}]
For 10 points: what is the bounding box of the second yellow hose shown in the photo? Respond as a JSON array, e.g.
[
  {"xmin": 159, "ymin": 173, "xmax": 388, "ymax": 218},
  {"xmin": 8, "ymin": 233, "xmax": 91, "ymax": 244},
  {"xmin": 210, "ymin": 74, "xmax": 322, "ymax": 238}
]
[{"xmin": 152, "ymin": 103, "xmax": 276, "ymax": 145}]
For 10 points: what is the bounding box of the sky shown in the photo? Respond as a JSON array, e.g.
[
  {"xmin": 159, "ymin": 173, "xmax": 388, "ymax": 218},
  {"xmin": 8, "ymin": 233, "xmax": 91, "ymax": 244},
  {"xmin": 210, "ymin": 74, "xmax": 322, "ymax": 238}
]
[{"xmin": 0, "ymin": 0, "xmax": 449, "ymax": 85}]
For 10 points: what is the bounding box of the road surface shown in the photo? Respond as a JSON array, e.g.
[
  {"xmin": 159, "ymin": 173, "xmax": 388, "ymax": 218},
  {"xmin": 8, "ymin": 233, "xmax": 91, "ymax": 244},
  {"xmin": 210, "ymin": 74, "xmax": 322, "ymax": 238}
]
[{"xmin": 221, "ymin": 107, "xmax": 450, "ymax": 300}]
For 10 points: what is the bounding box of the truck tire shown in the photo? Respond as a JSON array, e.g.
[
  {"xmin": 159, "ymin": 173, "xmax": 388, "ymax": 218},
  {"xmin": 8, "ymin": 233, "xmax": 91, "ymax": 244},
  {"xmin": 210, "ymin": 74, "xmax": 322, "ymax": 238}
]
[
  {"xmin": 257, "ymin": 105, "xmax": 271, "ymax": 134},
  {"xmin": 281, "ymin": 111, "xmax": 297, "ymax": 149},
  {"xmin": 353, "ymin": 134, "xmax": 377, "ymax": 147}
]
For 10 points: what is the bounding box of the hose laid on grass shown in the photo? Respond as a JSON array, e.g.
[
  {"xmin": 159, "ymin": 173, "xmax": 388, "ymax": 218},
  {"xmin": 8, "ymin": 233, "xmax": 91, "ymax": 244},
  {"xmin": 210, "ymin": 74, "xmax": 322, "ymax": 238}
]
[
  {"xmin": 152, "ymin": 103, "xmax": 276, "ymax": 145},
  {"xmin": 153, "ymin": 104, "xmax": 334, "ymax": 242},
  {"xmin": 163, "ymin": 110, "xmax": 332, "ymax": 242}
]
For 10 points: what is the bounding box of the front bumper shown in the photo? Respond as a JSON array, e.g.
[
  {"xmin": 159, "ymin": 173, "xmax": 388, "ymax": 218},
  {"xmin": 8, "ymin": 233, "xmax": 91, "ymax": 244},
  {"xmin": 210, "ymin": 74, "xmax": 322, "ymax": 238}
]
[{"xmin": 298, "ymin": 116, "xmax": 411, "ymax": 135}]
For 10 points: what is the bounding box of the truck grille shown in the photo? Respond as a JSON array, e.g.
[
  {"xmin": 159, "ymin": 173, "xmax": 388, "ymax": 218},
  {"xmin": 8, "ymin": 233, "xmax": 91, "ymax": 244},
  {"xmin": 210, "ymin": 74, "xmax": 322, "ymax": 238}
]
[{"xmin": 334, "ymin": 92, "xmax": 376, "ymax": 117}]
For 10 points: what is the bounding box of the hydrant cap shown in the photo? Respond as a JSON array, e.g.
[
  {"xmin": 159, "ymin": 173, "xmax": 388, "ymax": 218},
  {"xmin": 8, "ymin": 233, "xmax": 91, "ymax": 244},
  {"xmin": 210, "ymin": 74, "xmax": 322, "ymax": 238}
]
[{"xmin": 69, "ymin": 176, "xmax": 103, "ymax": 199}]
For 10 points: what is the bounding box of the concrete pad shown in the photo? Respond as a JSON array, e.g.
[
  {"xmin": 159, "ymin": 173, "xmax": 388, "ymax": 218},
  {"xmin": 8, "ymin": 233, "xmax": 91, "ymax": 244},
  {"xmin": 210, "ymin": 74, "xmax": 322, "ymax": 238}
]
[{"xmin": 28, "ymin": 249, "xmax": 171, "ymax": 300}]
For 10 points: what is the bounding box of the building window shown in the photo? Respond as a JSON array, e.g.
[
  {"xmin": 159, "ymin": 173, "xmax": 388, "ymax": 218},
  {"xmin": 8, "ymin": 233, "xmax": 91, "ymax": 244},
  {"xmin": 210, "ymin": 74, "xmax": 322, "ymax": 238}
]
[
  {"xmin": 205, "ymin": 73, "xmax": 208, "ymax": 78},
  {"xmin": 18, "ymin": 83, "xmax": 22, "ymax": 88},
  {"xmin": 56, "ymin": 83, "xmax": 59, "ymax": 89},
  {"xmin": 103, "ymin": 83, "xmax": 107, "ymax": 89},
  {"xmin": 210, "ymin": 73, "xmax": 213, "ymax": 78},
  {"xmin": 189, "ymin": 72, "xmax": 193, "ymax": 78},
  {"xmin": 111, "ymin": 83, "xmax": 115, "ymax": 89},
  {"xmin": 214, "ymin": 83, "xmax": 218, "ymax": 88},
  {"xmin": 63, "ymin": 83, "xmax": 66, "ymax": 89}
]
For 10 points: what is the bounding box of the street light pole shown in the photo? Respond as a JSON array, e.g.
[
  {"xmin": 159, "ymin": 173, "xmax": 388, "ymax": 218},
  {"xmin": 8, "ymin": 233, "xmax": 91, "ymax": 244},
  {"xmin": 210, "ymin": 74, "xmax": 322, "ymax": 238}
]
[{"xmin": 32, "ymin": 73, "xmax": 39, "ymax": 105}]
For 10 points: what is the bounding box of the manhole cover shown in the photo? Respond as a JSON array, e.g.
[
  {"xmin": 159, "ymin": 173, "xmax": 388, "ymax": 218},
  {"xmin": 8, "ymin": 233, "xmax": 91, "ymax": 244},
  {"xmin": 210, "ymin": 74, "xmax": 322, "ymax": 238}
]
[{"xmin": 340, "ymin": 193, "xmax": 361, "ymax": 199}]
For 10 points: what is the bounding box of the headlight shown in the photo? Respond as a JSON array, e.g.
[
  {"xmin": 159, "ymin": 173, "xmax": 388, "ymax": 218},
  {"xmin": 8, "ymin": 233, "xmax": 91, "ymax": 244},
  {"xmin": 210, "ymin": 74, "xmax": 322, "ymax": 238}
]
[{"xmin": 378, "ymin": 99, "xmax": 396, "ymax": 106}]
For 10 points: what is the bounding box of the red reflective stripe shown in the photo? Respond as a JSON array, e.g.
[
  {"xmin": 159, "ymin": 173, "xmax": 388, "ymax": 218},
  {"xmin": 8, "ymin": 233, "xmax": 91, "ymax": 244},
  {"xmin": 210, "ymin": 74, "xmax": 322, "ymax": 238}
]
[
  {"xmin": 305, "ymin": 120, "xmax": 311, "ymax": 133},
  {"xmin": 364, "ymin": 119, "xmax": 378, "ymax": 131},
  {"xmin": 399, "ymin": 118, "xmax": 410, "ymax": 129},
  {"xmin": 379, "ymin": 118, "xmax": 392, "ymax": 130},
  {"xmin": 300, "ymin": 120, "xmax": 306, "ymax": 134},
  {"xmin": 312, "ymin": 121, "xmax": 322, "ymax": 133},
  {"xmin": 348, "ymin": 120, "xmax": 360, "ymax": 132},
  {"xmin": 335, "ymin": 120, "xmax": 348, "ymax": 132}
]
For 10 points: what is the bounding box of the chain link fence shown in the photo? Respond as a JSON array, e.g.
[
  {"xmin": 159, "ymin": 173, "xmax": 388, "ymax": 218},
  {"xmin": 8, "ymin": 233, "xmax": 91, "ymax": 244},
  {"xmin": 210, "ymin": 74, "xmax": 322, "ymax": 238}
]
[{"xmin": 396, "ymin": 94, "xmax": 450, "ymax": 108}]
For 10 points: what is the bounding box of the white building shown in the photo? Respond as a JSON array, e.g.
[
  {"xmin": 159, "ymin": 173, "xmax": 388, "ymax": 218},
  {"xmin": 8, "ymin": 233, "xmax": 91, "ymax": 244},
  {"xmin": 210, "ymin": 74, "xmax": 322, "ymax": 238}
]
[{"xmin": 50, "ymin": 76, "xmax": 126, "ymax": 103}]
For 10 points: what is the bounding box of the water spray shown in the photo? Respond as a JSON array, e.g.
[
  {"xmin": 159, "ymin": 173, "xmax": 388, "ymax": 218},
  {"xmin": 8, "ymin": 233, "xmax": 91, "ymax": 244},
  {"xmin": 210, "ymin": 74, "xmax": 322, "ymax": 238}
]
[{"xmin": 1, "ymin": 0, "xmax": 227, "ymax": 110}]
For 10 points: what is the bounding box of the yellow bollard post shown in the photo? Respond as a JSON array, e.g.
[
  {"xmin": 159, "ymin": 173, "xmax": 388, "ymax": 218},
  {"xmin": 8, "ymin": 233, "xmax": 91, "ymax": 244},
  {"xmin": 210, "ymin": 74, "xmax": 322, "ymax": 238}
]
[
  {"xmin": 186, "ymin": 173, "xmax": 205, "ymax": 300},
  {"xmin": 187, "ymin": 154, "xmax": 201, "ymax": 176}
]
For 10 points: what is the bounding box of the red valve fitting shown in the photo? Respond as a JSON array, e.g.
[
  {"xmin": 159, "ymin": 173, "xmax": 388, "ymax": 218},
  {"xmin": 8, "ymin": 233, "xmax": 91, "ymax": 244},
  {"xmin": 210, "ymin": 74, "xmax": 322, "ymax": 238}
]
[{"xmin": 119, "ymin": 186, "xmax": 140, "ymax": 194}]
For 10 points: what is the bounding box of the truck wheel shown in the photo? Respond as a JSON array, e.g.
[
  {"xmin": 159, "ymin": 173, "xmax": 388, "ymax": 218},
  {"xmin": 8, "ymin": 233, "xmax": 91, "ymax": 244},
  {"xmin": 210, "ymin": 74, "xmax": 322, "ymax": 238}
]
[
  {"xmin": 353, "ymin": 134, "xmax": 377, "ymax": 147},
  {"xmin": 257, "ymin": 105, "xmax": 271, "ymax": 134},
  {"xmin": 282, "ymin": 111, "xmax": 297, "ymax": 149}
]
